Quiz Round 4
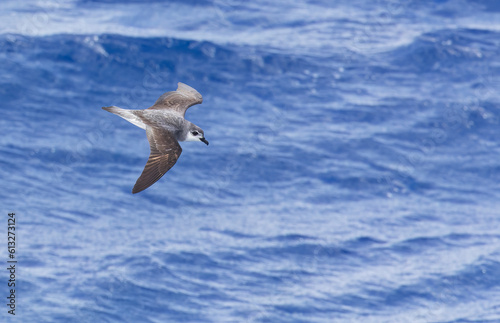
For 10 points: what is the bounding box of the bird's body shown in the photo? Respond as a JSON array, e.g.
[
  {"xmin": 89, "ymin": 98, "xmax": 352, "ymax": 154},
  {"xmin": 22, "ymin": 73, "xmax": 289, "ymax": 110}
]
[{"xmin": 102, "ymin": 82, "xmax": 208, "ymax": 194}]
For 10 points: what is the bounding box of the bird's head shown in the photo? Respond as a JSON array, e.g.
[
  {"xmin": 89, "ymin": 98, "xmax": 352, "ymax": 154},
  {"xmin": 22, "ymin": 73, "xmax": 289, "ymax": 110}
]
[{"xmin": 185, "ymin": 125, "xmax": 209, "ymax": 145}]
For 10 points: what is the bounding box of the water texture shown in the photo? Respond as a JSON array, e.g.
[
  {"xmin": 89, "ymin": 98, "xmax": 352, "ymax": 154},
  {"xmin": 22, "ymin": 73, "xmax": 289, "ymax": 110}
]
[{"xmin": 1, "ymin": 0, "xmax": 500, "ymax": 322}]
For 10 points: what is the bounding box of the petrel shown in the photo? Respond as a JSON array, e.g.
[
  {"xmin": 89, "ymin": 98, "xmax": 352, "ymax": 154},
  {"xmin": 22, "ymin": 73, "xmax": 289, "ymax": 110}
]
[{"xmin": 102, "ymin": 82, "xmax": 208, "ymax": 194}]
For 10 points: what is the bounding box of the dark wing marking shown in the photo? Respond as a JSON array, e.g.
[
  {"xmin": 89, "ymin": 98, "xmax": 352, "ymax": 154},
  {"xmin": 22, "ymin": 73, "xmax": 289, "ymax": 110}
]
[
  {"xmin": 132, "ymin": 127, "xmax": 182, "ymax": 194},
  {"xmin": 147, "ymin": 82, "xmax": 203, "ymax": 117}
]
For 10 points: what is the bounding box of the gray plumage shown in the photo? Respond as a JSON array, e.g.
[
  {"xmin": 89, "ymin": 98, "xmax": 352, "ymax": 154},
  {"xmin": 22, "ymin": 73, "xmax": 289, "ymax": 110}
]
[{"xmin": 102, "ymin": 82, "xmax": 208, "ymax": 194}]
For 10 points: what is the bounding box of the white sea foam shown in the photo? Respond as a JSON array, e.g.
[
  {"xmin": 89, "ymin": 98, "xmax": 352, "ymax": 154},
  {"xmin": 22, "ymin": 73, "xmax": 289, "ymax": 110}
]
[{"xmin": 5, "ymin": 0, "xmax": 496, "ymax": 55}]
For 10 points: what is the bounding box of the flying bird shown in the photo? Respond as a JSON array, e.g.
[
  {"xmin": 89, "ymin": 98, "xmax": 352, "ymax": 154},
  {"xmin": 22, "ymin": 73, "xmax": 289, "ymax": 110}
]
[{"xmin": 102, "ymin": 82, "xmax": 208, "ymax": 194}]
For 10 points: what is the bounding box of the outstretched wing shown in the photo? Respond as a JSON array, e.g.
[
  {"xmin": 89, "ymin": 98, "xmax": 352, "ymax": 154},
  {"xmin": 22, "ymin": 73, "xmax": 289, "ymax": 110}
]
[
  {"xmin": 148, "ymin": 82, "xmax": 203, "ymax": 117},
  {"xmin": 132, "ymin": 127, "xmax": 182, "ymax": 194}
]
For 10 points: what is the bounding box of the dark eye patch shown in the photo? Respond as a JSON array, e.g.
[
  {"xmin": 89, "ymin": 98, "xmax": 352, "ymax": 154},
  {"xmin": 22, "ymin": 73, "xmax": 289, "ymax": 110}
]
[{"xmin": 192, "ymin": 131, "xmax": 199, "ymax": 136}]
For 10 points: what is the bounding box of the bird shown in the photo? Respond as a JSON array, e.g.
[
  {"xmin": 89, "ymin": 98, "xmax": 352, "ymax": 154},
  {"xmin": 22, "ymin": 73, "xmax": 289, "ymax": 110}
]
[{"xmin": 102, "ymin": 82, "xmax": 208, "ymax": 194}]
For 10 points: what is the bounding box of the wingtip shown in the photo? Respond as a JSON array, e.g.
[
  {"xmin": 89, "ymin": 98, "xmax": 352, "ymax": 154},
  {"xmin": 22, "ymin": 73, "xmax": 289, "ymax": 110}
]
[
  {"xmin": 132, "ymin": 181, "xmax": 148, "ymax": 194},
  {"xmin": 131, "ymin": 185, "xmax": 143, "ymax": 194},
  {"xmin": 176, "ymin": 82, "xmax": 202, "ymax": 100}
]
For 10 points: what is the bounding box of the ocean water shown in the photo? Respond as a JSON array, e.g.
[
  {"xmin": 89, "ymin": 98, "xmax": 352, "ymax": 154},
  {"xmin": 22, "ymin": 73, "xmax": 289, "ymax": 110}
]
[{"xmin": 1, "ymin": 0, "xmax": 500, "ymax": 322}]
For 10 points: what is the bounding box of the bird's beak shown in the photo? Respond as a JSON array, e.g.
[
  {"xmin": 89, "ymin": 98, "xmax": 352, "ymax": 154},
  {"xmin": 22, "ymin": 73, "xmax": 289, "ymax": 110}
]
[{"xmin": 200, "ymin": 137, "xmax": 209, "ymax": 145}]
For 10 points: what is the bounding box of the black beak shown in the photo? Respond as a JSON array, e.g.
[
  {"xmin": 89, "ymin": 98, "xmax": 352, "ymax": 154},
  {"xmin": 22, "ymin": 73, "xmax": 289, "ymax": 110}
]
[{"xmin": 200, "ymin": 137, "xmax": 209, "ymax": 145}]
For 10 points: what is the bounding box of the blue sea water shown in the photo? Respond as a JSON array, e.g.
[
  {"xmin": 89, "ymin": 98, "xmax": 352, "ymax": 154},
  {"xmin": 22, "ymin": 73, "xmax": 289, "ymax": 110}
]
[{"xmin": 1, "ymin": 0, "xmax": 500, "ymax": 322}]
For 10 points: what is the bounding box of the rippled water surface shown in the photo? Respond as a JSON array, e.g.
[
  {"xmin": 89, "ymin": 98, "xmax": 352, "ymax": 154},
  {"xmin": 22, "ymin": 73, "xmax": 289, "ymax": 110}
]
[{"xmin": 1, "ymin": 0, "xmax": 500, "ymax": 322}]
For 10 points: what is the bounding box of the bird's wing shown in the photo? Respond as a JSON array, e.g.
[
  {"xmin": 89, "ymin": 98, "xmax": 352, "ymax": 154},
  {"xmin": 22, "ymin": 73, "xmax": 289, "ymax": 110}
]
[
  {"xmin": 148, "ymin": 82, "xmax": 203, "ymax": 117},
  {"xmin": 132, "ymin": 127, "xmax": 182, "ymax": 194}
]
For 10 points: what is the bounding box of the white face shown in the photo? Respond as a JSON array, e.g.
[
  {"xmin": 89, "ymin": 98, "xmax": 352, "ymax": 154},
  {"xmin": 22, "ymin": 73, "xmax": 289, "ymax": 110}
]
[{"xmin": 185, "ymin": 129, "xmax": 205, "ymax": 142}]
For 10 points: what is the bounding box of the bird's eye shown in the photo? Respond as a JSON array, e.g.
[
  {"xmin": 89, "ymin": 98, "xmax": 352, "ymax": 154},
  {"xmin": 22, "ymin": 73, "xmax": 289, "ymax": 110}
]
[{"xmin": 192, "ymin": 131, "xmax": 199, "ymax": 136}]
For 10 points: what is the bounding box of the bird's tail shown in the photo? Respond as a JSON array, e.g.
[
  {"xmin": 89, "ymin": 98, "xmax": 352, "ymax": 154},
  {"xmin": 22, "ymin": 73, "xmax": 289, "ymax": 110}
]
[{"xmin": 102, "ymin": 106, "xmax": 146, "ymax": 130}]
